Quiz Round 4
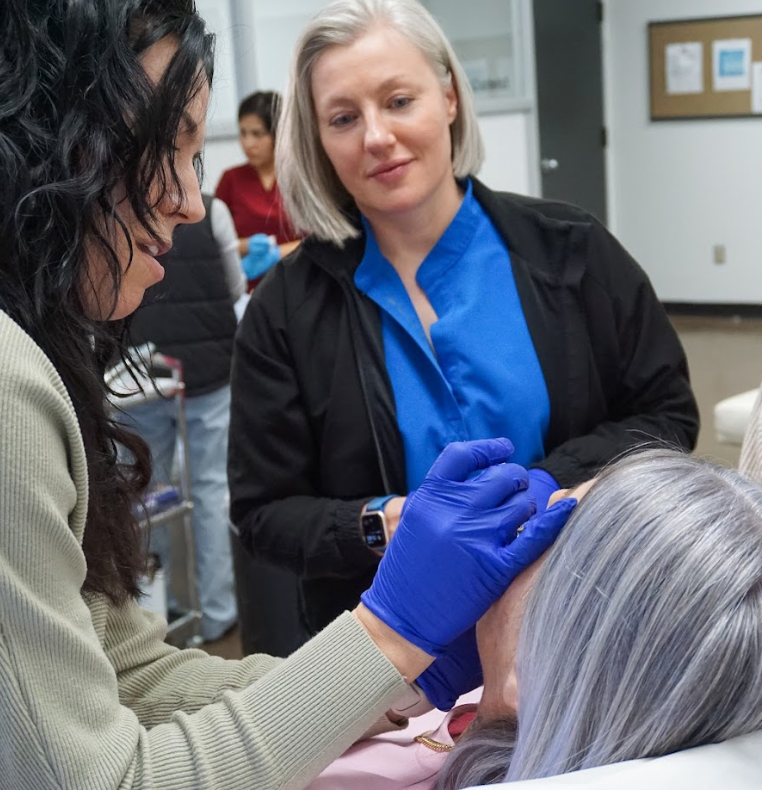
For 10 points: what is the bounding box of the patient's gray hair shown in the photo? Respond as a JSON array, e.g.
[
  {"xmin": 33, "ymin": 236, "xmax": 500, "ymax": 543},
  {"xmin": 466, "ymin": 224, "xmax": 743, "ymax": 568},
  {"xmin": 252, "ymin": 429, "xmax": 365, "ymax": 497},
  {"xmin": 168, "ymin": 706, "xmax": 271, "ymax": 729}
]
[
  {"xmin": 438, "ymin": 450, "xmax": 762, "ymax": 788},
  {"xmin": 275, "ymin": 0, "xmax": 484, "ymax": 246}
]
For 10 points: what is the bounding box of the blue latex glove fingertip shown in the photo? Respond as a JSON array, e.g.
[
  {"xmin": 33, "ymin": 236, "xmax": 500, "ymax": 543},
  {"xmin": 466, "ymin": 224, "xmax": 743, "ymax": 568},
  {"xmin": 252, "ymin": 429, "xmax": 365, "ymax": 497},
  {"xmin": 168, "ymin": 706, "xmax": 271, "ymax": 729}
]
[
  {"xmin": 241, "ymin": 254, "xmax": 257, "ymax": 281},
  {"xmin": 527, "ymin": 468, "xmax": 560, "ymax": 515},
  {"xmin": 248, "ymin": 233, "xmax": 269, "ymax": 255}
]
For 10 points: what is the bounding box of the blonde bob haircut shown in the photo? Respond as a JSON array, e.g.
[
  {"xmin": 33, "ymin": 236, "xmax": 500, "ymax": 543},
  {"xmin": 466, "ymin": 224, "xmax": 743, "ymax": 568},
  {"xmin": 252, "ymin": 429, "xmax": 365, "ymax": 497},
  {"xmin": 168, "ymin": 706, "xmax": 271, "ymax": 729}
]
[{"xmin": 276, "ymin": 0, "xmax": 485, "ymax": 246}]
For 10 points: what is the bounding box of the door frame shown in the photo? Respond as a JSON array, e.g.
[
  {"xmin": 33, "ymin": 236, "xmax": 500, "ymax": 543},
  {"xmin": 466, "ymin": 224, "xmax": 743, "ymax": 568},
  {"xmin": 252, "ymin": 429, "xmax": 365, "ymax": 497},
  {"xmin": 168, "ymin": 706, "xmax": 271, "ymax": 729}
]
[{"xmin": 523, "ymin": 0, "xmax": 542, "ymax": 198}]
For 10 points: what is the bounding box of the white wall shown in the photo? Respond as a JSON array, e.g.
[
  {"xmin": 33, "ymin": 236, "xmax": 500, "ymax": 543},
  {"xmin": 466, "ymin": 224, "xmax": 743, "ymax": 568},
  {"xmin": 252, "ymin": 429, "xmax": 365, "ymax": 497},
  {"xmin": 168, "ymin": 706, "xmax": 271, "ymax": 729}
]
[
  {"xmin": 202, "ymin": 0, "xmax": 538, "ymax": 196},
  {"xmin": 202, "ymin": 139, "xmax": 241, "ymax": 193},
  {"xmin": 606, "ymin": 0, "xmax": 762, "ymax": 303},
  {"xmin": 480, "ymin": 113, "xmax": 533, "ymax": 193},
  {"xmin": 196, "ymin": 0, "xmax": 241, "ymax": 136}
]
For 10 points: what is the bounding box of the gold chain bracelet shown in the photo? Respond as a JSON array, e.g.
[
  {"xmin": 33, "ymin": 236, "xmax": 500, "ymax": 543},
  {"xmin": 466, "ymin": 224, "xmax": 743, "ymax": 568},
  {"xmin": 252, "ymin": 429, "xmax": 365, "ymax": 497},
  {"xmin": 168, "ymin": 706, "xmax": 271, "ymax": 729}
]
[{"xmin": 413, "ymin": 732, "xmax": 454, "ymax": 753}]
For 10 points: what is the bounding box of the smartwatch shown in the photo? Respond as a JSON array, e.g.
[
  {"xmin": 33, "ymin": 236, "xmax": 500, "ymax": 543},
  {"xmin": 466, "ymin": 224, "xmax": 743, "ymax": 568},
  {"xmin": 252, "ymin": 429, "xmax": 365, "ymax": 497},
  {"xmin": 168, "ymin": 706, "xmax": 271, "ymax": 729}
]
[{"xmin": 361, "ymin": 495, "xmax": 396, "ymax": 555}]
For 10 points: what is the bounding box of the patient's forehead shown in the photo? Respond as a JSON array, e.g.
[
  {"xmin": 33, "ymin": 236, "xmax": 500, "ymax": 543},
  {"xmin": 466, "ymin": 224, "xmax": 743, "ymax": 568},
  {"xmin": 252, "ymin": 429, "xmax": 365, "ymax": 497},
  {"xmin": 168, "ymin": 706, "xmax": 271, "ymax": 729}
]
[
  {"xmin": 489, "ymin": 480, "xmax": 595, "ymax": 648},
  {"xmin": 502, "ymin": 556, "xmax": 546, "ymax": 620},
  {"xmin": 476, "ymin": 484, "xmax": 595, "ymax": 721},
  {"xmin": 548, "ymin": 478, "xmax": 597, "ymax": 508},
  {"xmin": 476, "ymin": 555, "xmax": 547, "ymax": 720}
]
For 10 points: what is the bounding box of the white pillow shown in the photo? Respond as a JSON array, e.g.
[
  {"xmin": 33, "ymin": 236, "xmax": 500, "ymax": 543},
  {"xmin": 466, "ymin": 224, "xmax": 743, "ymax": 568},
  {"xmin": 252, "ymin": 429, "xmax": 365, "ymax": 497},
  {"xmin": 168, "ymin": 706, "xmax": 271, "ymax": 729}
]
[{"xmin": 474, "ymin": 729, "xmax": 762, "ymax": 790}]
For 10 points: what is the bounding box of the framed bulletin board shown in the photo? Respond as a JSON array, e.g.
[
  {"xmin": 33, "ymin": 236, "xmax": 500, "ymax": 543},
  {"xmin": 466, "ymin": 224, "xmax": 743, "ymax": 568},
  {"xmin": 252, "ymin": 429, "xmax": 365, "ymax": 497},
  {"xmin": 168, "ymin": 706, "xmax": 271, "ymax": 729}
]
[{"xmin": 649, "ymin": 14, "xmax": 762, "ymax": 120}]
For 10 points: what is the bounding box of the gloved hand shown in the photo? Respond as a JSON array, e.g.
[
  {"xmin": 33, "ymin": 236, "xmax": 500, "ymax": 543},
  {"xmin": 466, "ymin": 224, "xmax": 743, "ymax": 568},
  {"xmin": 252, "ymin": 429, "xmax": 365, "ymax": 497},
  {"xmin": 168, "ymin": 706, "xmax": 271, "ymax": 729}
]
[
  {"xmin": 362, "ymin": 438, "xmax": 540, "ymax": 657},
  {"xmin": 527, "ymin": 468, "xmax": 560, "ymax": 516},
  {"xmin": 242, "ymin": 233, "xmax": 280, "ymax": 280},
  {"xmin": 417, "ymin": 627, "xmax": 482, "ymax": 711},
  {"xmin": 415, "ymin": 496, "xmax": 578, "ymax": 708}
]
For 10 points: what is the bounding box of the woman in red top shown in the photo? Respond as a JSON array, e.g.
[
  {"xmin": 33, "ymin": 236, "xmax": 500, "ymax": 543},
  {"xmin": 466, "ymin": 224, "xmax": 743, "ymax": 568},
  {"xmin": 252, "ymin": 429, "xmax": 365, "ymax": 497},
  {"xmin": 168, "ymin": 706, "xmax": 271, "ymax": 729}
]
[{"xmin": 215, "ymin": 92, "xmax": 300, "ymax": 286}]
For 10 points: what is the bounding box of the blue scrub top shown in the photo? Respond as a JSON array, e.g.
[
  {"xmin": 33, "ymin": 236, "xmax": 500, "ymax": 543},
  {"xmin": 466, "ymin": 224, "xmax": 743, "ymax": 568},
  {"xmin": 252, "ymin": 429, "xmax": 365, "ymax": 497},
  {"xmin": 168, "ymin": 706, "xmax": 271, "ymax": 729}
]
[{"xmin": 354, "ymin": 180, "xmax": 551, "ymax": 491}]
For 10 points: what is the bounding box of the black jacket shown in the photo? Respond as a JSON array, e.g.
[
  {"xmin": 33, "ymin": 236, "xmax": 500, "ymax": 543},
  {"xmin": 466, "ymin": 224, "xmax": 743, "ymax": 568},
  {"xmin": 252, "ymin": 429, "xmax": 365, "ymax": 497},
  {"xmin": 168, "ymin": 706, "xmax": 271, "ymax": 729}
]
[
  {"xmin": 130, "ymin": 194, "xmax": 237, "ymax": 396},
  {"xmin": 228, "ymin": 180, "xmax": 699, "ymax": 632}
]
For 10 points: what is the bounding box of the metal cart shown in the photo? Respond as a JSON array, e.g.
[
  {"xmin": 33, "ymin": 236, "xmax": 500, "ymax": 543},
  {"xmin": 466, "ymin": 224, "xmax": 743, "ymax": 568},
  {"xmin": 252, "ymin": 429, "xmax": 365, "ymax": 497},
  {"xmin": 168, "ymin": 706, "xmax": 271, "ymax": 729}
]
[{"xmin": 107, "ymin": 347, "xmax": 203, "ymax": 648}]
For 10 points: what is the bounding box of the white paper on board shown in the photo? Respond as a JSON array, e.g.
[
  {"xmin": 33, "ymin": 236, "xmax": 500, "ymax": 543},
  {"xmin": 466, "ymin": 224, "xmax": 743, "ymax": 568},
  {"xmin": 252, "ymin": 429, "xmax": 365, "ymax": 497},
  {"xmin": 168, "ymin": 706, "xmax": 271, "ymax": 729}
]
[
  {"xmin": 752, "ymin": 62, "xmax": 762, "ymax": 113},
  {"xmin": 665, "ymin": 42, "xmax": 703, "ymax": 95},
  {"xmin": 713, "ymin": 38, "xmax": 752, "ymax": 92}
]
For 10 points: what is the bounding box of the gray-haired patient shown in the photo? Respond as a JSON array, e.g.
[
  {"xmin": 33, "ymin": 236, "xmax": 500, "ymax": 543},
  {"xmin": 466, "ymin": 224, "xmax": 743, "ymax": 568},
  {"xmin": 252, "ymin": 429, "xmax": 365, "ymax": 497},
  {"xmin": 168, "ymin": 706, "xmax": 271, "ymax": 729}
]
[{"xmin": 311, "ymin": 451, "xmax": 762, "ymax": 789}]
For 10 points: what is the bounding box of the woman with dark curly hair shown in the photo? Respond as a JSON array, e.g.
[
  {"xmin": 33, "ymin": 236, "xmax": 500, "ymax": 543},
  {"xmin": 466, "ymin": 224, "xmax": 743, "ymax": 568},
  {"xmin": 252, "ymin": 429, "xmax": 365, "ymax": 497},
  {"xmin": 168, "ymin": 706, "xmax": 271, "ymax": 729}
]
[{"xmin": 0, "ymin": 1, "xmax": 571, "ymax": 785}]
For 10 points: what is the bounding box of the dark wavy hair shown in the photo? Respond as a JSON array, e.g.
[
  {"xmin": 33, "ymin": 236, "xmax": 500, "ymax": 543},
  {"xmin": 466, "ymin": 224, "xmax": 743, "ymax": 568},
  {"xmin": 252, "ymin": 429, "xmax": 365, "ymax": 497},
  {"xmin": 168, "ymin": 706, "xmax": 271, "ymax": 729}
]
[
  {"xmin": 0, "ymin": 0, "xmax": 214, "ymax": 604},
  {"xmin": 238, "ymin": 90, "xmax": 282, "ymax": 138}
]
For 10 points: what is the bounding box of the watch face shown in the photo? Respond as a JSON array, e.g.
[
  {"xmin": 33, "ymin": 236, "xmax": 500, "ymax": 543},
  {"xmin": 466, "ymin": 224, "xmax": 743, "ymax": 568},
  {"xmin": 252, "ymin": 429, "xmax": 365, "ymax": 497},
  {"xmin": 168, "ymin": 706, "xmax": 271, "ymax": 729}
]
[{"xmin": 361, "ymin": 512, "xmax": 387, "ymax": 551}]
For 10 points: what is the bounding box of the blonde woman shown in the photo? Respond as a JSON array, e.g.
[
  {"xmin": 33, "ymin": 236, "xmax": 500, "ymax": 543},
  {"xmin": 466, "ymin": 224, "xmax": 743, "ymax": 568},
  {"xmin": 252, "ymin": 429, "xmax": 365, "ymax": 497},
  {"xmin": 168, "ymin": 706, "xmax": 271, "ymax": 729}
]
[{"xmin": 229, "ymin": 0, "xmax": 699, "ymax": 669}]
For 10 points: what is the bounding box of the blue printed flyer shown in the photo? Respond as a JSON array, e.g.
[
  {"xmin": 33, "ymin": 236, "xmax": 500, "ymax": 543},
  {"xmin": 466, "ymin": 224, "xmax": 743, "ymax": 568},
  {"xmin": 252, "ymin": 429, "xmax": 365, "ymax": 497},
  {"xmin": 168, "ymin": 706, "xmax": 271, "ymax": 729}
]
[{"xmin": 713, "ymin": 38, "xmax": 752, "ymax": 92}]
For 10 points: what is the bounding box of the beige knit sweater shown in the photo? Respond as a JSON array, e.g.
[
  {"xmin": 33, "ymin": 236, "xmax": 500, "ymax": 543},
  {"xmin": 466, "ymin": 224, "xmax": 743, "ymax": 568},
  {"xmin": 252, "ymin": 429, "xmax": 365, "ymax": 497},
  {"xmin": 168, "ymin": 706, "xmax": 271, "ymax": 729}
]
[{"xmin": 0, "ymin": 310, "xmax": 407, "ymax": 789}]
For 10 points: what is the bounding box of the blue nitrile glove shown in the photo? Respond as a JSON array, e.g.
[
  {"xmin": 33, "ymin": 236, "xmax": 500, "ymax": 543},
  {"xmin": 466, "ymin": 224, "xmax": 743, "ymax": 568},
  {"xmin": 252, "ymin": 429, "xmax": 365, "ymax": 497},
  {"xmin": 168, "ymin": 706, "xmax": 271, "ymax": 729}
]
[
  {"xmin": 417, "ymin": 627, "xmax": 482, "ymax": 711},
  {"xmin": 361, "ymin": 438, "xmax": 538, "ymax": 657},
  {"xmin": 415, "ymin": 496, "xmax": 577, "ymax": 709},
  {"xmin": 527, "ymin": 468, "xmax": 560, "ymax": 516},
  {"xmin": 242, "ymin": 233, "xmax": 281, "ymax": 280}
]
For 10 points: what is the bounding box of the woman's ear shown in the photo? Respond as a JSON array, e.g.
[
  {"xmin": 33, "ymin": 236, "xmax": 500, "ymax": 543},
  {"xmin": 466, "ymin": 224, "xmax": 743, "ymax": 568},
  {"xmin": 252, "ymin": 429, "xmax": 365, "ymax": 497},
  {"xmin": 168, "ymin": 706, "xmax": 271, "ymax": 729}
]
[{"xmin": 445, "ymin": 77, "xmax": 458, "ymax": 124}]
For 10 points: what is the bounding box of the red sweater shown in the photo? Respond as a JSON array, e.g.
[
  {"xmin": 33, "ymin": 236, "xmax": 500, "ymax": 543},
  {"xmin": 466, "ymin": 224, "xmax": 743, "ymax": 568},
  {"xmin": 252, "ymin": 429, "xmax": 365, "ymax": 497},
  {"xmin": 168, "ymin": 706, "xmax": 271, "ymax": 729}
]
[{"xmin": 215, "ymin": 164, "xmax": 297, "ymax": 244}]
